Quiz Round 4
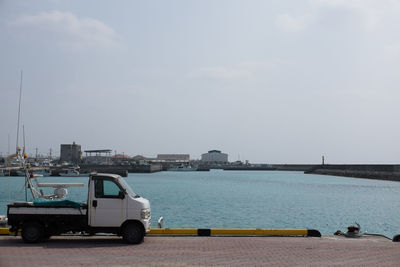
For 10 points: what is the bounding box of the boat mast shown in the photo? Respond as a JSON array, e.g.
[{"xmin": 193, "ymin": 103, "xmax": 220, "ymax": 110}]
[
  {"xmin": 23, "ymin": 125, "xmax": 26, "ymax": 155},
  {"xmin": 16, "ymin": 70, "xmax": 23, "ymax": 154},
  {"xmin": 12, "ymin": 70, "xmax": 41, "ymax": 201}
]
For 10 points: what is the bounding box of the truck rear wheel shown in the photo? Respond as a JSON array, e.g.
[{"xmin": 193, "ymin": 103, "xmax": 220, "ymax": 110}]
[
  {"xmin": 21, "ymin": 222, "xmax": 44, "ymax": 243},
  {"xmin": 122, "ymin": 223, "xmax": 144, "ymax": 244}
]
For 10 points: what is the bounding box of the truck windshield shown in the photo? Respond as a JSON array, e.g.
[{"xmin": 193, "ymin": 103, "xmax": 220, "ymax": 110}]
[{"xmin": 117, "ymin": 178, "xmax": 138, "ymax": 197}]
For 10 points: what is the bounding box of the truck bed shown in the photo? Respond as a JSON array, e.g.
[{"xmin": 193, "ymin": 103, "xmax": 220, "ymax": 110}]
[{"xmin": 7, "ymin": 200, "xmax": 88, "ymax": 234}]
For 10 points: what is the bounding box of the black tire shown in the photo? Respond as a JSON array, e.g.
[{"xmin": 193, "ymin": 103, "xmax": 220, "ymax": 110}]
[
  {"xmin": 122, "ymin": 223, "xmax": 144, "ymax": 244},
  {"xmin": 21, "ymin": 222, "xmax": 44, "ymax": 243}
]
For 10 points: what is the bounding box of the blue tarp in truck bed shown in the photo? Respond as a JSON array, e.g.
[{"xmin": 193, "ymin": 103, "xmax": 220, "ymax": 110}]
[{"xmin": 32, "ymin": 199, "xmax": 83, "ymax": 209}]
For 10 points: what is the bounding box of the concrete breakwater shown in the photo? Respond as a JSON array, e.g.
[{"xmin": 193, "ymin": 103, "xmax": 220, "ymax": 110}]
[
  {"xmin": 305, "ymin": 164, "xmax": 400, "ymax": 182},
  {"xmin": 47, "ymin": 164, "xmax": 163, "ymax": 177},
  {"xmin": 221, "ymin": 163, "xmax": 400, "ymax": 182},
  {"xmin": 79, "ymin": 164, "xmax": 162, "ymax": 175},
  {"xmin": 272, "ymin": 164, "xmax": 319, "ymax": 171},
  {"xmin": 222, "ymin": 164, "xmax": 319, "ymax": 171}
]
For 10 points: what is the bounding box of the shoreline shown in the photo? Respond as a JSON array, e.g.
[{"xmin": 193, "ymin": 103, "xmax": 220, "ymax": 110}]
[{"xmin": 3, "ymin": 163, "xmax": 400, "ymax": 182}]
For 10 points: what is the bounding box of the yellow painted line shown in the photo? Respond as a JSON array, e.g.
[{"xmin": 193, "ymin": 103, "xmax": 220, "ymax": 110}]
[
  {"xmin": 210, "ymin": 229, "xmax": 308, "ymax": 236},
  {"xmin": 1, "ymin": 227, "xmax": 318, "ymax": 237},
  {"xmin": 149, "ymin": 228, "xmax": 198, "ymax": 235},
  {"xmin": 0, "ymin": 228, "xmax": 14, "ymax": 235}
]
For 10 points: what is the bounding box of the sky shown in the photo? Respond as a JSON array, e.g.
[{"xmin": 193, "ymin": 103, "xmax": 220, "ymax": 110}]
[{"xmin": 1, "ymin": 0, "xmax": 400, "ymax": 164}]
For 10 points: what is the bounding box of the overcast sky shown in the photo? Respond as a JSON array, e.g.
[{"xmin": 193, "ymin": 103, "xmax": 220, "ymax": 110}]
[{"xmin": 1, "ymin": 0, "xmax": 400, "ymax": 163}]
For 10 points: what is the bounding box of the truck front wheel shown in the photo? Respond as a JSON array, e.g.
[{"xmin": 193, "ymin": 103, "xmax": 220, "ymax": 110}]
[
  {"xmin": 122, "ymin": 222, "xmax": 144, "ymax": 244},
  {"xmin": 21, "ymin": 222, "xmax": 44, "ymax": 243}
]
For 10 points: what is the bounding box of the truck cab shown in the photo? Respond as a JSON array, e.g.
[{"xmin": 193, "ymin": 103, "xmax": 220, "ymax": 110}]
[
  {"xmin": 88, "ymin": 174, "xmax": 151, "ymax": 238},
  {"xmin": 7, "ymin": 173, "xmax": 151, "ymax": 244}
]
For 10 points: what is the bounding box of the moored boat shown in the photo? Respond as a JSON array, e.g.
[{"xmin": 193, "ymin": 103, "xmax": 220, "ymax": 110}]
[
  {"xmin": 168, "ymin": 165, "xmax": 198, "ymax": 171},
  {"xmin": 61, "ymin": 168, "xmax": 88, "ymax": 177}
]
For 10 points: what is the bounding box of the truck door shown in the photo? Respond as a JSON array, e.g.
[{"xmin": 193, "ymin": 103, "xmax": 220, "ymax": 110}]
[{"xmin": 89, "ymin": 177, "xmax": 127, "ymax": 227}]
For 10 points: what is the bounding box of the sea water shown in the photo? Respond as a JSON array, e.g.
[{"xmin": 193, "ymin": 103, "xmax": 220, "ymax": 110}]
[{"xmin": 1, "ymin": 170, "xmax": 399, "ymax": 238}]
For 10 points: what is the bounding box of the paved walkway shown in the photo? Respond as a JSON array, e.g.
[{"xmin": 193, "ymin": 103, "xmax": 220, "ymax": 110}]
[{"xmin": 0, "ymin": 235, "xmax": 399, "ymax": 266}]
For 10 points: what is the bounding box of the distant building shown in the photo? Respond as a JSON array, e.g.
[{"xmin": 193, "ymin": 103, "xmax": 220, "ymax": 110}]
[
  {"xmin": 112, "ymin": 154, "xmax": 132, "ymax": 160},
  {"xmin": 132, "ymin": 155, "xmax": 147, "ymax": 161},
  {"xmin": 60, "ymin": 142, "xmax": 82, "ymax": 164},
  {"xmin": 132, "ymin": 155, "xmax": 148, "ymax": 165},
  {"xmin": 83, "ymin": 149, "xmax": 112, "ymax": 164},
  {"xmin": 111, "ymin": 154, "xmax": 132, "ymax": 165},
  {"xmin": 201, "ymin": 150, "xmax": 228, "ymax": 163}
]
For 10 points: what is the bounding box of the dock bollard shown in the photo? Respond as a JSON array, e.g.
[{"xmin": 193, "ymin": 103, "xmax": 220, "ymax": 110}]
[
  {"xmin": 393, "ymin": 234, "xmax": 400, "ymax": 242},
  {"xmin": 157, "ymin": 217, "xmax": 164, "ymax": 228}
]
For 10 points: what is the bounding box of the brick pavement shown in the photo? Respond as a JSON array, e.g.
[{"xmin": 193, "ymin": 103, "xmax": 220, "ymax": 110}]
[{"xmin": 0, "ymin": 235, "xmax": 399, "ymax": 266}]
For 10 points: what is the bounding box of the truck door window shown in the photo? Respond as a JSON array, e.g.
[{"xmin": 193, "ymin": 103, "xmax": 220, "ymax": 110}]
[
  {"xmin": 94, "ymin": 179, "xmax": 121, "ymax": 198},
  {"xmin": 103, "ymin": 180, "xmax": 120, "ymax": 197}
]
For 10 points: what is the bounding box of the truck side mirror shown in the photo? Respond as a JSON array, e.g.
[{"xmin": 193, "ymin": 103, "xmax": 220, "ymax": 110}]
[{"xmin": 119, "ymin": 191, "xmax": 125, "ymax": 199}]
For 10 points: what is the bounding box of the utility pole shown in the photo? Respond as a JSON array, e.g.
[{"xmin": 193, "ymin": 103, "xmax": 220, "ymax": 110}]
[{"xmin": 8, "ymin": 134, "xmax": 10, "ymax": 156}]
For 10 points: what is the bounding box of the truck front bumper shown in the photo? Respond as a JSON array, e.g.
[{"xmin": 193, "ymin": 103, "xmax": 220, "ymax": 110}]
[{"xmin": 142, "ymin": 217, "xmax": 151, "ymax": 233}]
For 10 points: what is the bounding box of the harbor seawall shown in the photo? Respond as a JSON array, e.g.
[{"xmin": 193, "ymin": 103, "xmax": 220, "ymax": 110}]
[
  {"xmin": 220, "ymin": 164, "xmax": 400, "ymax": 182},
  {"xmin": 46, "ymin": 164, "xmax": 163, "ymax": 177},
  {"xmin": 304, "ymin": 164, "xmax": 400, "ymax": 182},
  {"xmin": 79, "ymin": 164, "xmax": 162, "ymax": 174},
  {"xmin": 223, "ymin": 164, "xmax": 319, "ymax": 171}
]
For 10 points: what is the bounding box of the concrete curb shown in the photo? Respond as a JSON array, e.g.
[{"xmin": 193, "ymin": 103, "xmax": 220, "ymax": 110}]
[
  {"xmin": 0, "ymin": 227, "xmax": 321, "ymax": 237},
  {"xmin": 148, "ymin": 228, "xmax": 322, "ymax": 237}
]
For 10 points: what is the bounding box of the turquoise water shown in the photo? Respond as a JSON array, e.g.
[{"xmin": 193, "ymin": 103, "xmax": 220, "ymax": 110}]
[{"xmin": 1, "ymin": 171, "xmax": 399, "ymax": 238}]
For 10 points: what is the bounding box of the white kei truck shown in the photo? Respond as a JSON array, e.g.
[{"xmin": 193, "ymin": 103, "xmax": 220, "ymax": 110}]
[{"xmin": 7, "ymin": 173, "xmax": 151, "ymax": 244}]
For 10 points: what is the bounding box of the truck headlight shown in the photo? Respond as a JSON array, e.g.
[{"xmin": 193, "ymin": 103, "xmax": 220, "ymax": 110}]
[{"xmin": 141, "ymin": 208, "xmax": 150, "ymax": 219}]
